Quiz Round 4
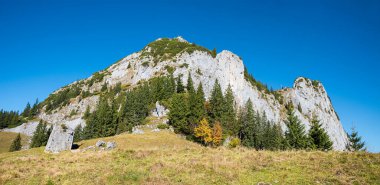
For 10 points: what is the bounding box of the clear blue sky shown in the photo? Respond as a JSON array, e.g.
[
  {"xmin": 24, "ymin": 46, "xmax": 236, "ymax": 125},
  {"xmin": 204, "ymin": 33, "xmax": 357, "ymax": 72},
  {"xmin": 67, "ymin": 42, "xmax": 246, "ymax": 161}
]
[{"xmin": 0, "ymin": 0, "xmax": 379, "ymax": 152}]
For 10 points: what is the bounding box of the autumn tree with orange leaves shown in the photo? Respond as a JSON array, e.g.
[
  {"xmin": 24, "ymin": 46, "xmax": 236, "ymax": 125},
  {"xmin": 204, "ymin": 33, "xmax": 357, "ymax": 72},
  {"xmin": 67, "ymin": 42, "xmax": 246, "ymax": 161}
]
[
  {"xmin": 212, "ymin": 121, "xmax": 223, "ymax": 147},
  {"xmin": 194, "ymin": 118, "xmax": 212, "ymax": 145}
]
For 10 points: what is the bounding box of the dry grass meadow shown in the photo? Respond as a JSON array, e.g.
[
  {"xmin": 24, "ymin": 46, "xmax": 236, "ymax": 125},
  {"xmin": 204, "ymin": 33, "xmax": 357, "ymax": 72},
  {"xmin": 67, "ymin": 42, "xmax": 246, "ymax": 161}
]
[
  {"xmin": 0, "ymin": 130, "xmax": 379, "ymax": 185},
  {"xmin": 0, "ymin": 132, "xmax": 29, "ymax": 153}
]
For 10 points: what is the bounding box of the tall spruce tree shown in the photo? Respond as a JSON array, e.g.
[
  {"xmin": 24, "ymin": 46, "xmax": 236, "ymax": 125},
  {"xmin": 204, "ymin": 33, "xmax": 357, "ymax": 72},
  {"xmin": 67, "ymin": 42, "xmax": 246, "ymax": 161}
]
[
  {"xmin": 30, "ymin": 99, "xmax": 39, "ymax": 118},
  {"xmin": 30, "ymin": 120, "xmax": 51, "ymax": 148},
  {"xmin": 239, "ymin": 99, "xmax": 256, "ymax": 148},
  {"xmin": 22, "ymin": 102, "xmax": 31, "ymax": 118},
  {"xmin": 187, "ymin": 74, "xmax": 198, "ymax": 128},
  {"xmin": 9, "ymin": 133, "xmax": 22, "ymax": 152},
  {"xmin": 209, "ymin": 79, "xmax": 225, "ymax": 124},
  {"xmin": 73, "ymin": 125, "xmax": 83, "ymax": 142},
  {"xmin": 194, "ymin": 83, "xmax": 206, "ymax": 121},
  {"xmin": 83, "ymin": 105, "xmax": 91, "ymax": 119},
  {"xmin": 169, "ymin": 93, "xmax": 191, "ymax": 135},
  {"xmin": 308, "ymin": 116, "xmax": 333, "ymax": 151},
  {"xmin": 176, "ymin": 75, "xmax": 185, "ymax": 93},
  {"xmin": 284, "ymin": 106, "xmax": 308, "ymax": 150},
  {"xmin": 186, "ymin": 72, "xmax": 195, "ymax": 93},
  {"xmin": 222, "ymin": 84, "xmax": 237, "ymax": 135},
  {"xmin": 347, "ymin": 127, "xmax": 366, "ymax": 151}
]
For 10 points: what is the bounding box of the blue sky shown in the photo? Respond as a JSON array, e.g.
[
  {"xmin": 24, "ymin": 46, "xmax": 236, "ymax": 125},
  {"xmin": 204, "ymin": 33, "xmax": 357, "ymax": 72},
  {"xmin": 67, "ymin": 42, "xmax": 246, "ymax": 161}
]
[{"xmin": 0, "ymin": 0, "xmax": 379, "ymax": 152}]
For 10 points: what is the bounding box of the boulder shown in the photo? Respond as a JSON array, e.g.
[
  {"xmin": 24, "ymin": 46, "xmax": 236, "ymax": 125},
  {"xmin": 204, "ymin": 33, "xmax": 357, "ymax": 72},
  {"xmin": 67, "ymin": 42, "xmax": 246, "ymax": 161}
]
[
  {"xmin": 106, "ymin": 142, "xmax": 117, "ymax": 150},
  {"xmin": 223, "ymin": 136, "xmax": 233, "ymax": 147},
  {"xmin": 45, "ymin": 124, "xmax": 74, "ymax": 153},
  {"xmin": 96, "ymin": 140, "xmax": 106, "ymax": 148},
  {"xmin": 82, "ymin": 146, "xmax": 95, "ymax": 152},
  {"xmin": 132, "ymin": 127, "xmax": 144, "ymax": 134},
  {"xmin": 151, "ymin": 101, "xmax": 169, "ymax": 118},
  {"xmin": 151, "ymin": 128, "xmax": 160, "ymax": 132}
]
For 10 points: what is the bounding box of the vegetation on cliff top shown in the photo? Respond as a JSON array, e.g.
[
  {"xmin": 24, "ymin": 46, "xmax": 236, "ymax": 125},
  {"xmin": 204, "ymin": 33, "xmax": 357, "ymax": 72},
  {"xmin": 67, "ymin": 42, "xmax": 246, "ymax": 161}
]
[{"xmin": 140, "ymin": 38, "xmax": 213, "ymax": 65}]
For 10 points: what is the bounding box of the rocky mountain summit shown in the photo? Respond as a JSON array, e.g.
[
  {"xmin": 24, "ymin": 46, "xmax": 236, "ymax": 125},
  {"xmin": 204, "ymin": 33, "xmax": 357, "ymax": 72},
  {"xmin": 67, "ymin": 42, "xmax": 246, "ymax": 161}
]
[{"xmin": 4, "ymin": 37, "xmax": 348, "ymax": 151}]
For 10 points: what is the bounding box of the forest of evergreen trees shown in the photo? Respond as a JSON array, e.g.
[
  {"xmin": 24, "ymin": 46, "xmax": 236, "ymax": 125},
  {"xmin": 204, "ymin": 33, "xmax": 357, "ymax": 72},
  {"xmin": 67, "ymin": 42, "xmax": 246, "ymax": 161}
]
[
  {"xmin": 0, "ymin": 110, "xmax": 22, "ymax": 129},
  {"xmin": 0, "ymin": 99, "xmax": 40, "ymax": 129},
  {"xmin": 78, "ymin": 73, "xmax": 337, "ymax": 151},
  {"xmin": 3, "ymin": 72, "xmax": 366, "ymax": 153}
]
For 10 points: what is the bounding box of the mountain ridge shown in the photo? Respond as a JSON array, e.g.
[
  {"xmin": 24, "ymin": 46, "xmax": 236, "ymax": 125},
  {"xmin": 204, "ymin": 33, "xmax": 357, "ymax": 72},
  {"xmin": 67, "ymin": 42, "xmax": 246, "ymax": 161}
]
[{"xmin": 4, "ymin": 37, "xmax": 349, "ymax": 150}]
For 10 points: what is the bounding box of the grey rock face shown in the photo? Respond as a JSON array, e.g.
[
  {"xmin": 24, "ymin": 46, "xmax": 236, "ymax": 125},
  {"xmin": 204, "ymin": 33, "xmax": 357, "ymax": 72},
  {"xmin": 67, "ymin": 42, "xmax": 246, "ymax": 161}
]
[
  {"xmin": 151, "ymin": 101, "xmax": 169, "ymax": 118},
  {"xmin": 31, "ymin": 37, "xmax": 349, "ymax": 151},
  {"xmin": 132, "ymin": 127, "xmax": 144, "ymax": 134},
  {"xmin": 45, "ymin": 124, "xmax": 74, "ymax": 153},
  {"xmin": 2, "ymin": 121, "xmax": 41, "ymax": 136},
  {"xmin": 282, "ymin": 77, "xmax": 349, "ymax": 150},
  {"xmin": 106, "ymin": 142, "xmax": 117, "ymax": 150},
  {"xmin": 96, "ymin": 140, "xmax": 106, "ymax": 148}
]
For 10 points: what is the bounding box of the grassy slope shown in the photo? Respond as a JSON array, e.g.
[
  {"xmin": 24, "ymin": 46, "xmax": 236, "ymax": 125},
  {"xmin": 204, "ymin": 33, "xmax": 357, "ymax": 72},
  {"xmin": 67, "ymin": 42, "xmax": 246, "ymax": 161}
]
[
  {"xmin": 0, "ymin": 131, "xmax": 379, "ymax": 185},
  {"xmin": 0, "ymin": 132, "xmax": 29, "ymax": 153}
]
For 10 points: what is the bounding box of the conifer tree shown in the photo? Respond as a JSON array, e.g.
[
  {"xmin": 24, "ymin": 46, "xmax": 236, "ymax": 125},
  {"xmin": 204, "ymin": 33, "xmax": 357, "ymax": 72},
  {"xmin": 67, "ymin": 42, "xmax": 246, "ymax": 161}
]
[
  {"xmin": 169, "ymin": 93, "xmax": 191, "ymax": 135},
  {"xmin": 194, "ymin": 118, "xmax": 212, "ymax": 145},
  {"xmin": 193, "ymin": 83, "xmax": 206, "ymax": 122},
  {"xmin": 284, "ymin": 106, "xmax": 308, "ymax": 150},
  {"xmin": 169, "ymin": 73, "xmax": 176, "ymax": 94},
  {"xmin": 209, "ymin": 79, "xmax": 225, "ymax": 124},
  {"xmin": 74, "ymin": 125, "xmax": 83, "ymax": 142},
  {"xmin": 30, "ymin": 120, "xmax": 51, "ymax": 148},
  {"xmin": 347, "ymin": 127, "xmax": 366, "ymax": 151},
  {"xmin": 186, "ymin": 72, "xmax": 195, "ymax": 93},
  {"xmin": 101, "ymin": 82, "xmax": 108, "ymax": 92},
  {"xmin": 30, "ymin": 99, "xmax": 39, "ymax": 118},
  {"xmin": 211, "ymin": 48, "xmax": 217, "ymax": 58},
  {"xmin": 97, "ymin": 97, "xmax": 114, "ymax": 137},
  {"xmin": 271, "ymin": 123, "xmax": 285, "ymax": 150},
  {"xmin": 239, "ymin": 99, "xmax": 256, "ymax": 148},
  {"xmin": 222, "ymin": 84, "xmax": 237, "ymax": 135},
  {"xmin": 83, "ymin": 105, "xmax": 91, "ymax": 119},
  {"xmin": 176, "ymin": 75, "xmax": 185, "ymax": 93},
  {"xmin": 22, "ymin": 102, "xmax": 31, "ymax": 118},
  {"xmin": 9, "ymin": 133, "xmax": 22, "ymax": 152},
  {"xmin": 187, "ymin": 74, "xmax": 198, "ymax": 128},
  {"xmin": 308, "ymin": 116, "xmax": 333, "ymax": 151}
]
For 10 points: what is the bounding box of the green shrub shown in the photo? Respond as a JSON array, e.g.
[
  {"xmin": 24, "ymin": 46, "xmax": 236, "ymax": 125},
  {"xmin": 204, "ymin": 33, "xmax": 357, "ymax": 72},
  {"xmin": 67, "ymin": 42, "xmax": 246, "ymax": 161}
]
[
  {"xmin": 157, "ymin": 124, "xmax": 169, "ymax": 129},
  {"xmin": 179, "ymin": 63, "xmax": 189, "ymax": 68},
  {"xmin": 196, "ymin": 68, "xmax": 202, "ymax": 75},
  {"xmin": 165, "ymin": 65, "xmax": 174, "ymax": 74},
  {"xmin": 70, "ymin": 109, "xmax": 77, "ymax": 117},
  {"xmin": 312, "ymin": 80, "xmax": 320, "ymax": 88},
  {"xmin": 140, "ymin": 38, "xmax": 212, "ymax": 64},
  {"xmin": 43, "ymin": 84, "xmax": 81, "ymax": 112},
  {"xmin": 61, "ymin": 124, "xmax": 68, "ymax": 132},
  {"xmin": 88, "ymin": 72, "xmax": 105, "ymax": 87},
  {"xmin": 229, "ymin": 138, "xmax": 241, "ymax": 148},
  {"xmin": 142, "ymin": 61, "xmax": 150, "ymax": 67}
]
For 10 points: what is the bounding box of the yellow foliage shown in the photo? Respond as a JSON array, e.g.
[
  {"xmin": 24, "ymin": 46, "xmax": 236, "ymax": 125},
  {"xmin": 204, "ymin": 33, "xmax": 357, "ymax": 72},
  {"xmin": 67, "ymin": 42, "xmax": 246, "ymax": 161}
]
[
  {"xmin": 194, "ymin": 118, "xmax": 212, "ymax": 145},
  {"xmin": 212, "ymin": 121, "xmax": 223, "ymax": 147}
]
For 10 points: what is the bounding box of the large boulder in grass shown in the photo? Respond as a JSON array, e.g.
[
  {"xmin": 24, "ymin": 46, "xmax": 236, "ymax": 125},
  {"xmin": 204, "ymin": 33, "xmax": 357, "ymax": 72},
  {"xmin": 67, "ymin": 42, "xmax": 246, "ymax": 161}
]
[{"xmin": 45, "ymin": 124, "xmax": 74, "ymax": 153}]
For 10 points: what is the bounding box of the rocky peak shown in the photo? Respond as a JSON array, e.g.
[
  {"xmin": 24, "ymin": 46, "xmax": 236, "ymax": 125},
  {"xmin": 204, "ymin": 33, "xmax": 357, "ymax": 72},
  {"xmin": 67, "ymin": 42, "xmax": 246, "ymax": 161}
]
[
  {"xmin": 3, "ymin": 37, "xmax": 349, "ymax": 151},
  {"xmin": 282, "ymin": 77, "xmax": 348, "ymax": 150}
]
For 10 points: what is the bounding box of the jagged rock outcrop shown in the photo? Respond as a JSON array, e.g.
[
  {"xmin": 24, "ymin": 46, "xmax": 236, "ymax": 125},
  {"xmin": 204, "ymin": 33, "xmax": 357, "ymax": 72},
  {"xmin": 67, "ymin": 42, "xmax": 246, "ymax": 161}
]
[
  {"xmin": 280, "ymin": 77, "xmax": 349, "ymax": 150},
  {"xmin": 151, "ymin": 101, "xmax": 169, "ymax": 118},
  {"xmin": 45, "ymin": 124, "xmax": 74, "ymax": 153},
  {"xmin": 4, "ymin": 37, "xmax": 349, "ymax": 150}
]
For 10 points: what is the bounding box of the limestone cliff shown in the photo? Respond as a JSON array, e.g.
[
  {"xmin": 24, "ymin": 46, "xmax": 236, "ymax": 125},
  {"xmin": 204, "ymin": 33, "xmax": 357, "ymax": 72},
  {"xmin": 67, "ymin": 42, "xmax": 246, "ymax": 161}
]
[{"xmin": 5, "ymin": 37, "xmax": 349, "ymax": 150}]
